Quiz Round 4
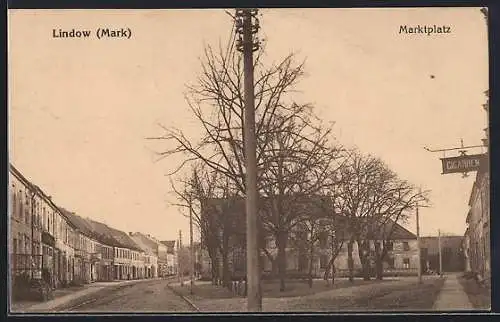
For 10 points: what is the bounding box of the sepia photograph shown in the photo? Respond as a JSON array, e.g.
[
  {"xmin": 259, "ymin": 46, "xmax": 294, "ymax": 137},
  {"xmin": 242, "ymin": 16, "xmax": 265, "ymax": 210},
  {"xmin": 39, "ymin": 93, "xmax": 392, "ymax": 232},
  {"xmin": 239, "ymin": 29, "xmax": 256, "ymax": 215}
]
[{"xmin": 7, "ymin": 7, "xmax": 490, "ymax": 313}]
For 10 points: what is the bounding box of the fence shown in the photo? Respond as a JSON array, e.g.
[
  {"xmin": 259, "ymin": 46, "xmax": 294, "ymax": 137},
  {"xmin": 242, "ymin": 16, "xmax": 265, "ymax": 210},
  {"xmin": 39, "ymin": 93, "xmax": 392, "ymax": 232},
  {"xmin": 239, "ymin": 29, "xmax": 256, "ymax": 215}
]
[{"xmin": 11, "ymin": 253, "xmax": 44, "ymax": 279}]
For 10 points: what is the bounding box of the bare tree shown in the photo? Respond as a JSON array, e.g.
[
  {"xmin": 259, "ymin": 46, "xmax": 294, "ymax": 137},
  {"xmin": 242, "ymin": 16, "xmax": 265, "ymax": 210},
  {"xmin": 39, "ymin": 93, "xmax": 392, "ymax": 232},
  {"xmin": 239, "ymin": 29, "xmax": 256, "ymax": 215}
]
[
  {"xmin": 333, "ymin": 150, "xmax": 430, "ymax": 281},
  {"xmin": 150, "ymin": 34, "xmax": 345, "ymax": 292},
  {"xmin": 256, "ymin": 110, "xmax": 344, "ymax": 291},
  {"xmin": 171, "ymin": 164, "xmax": 244, "ymax": 286},
  {"xmin": 367, "ymin": 182, "xmax": 429, "ymax": 280},
  {"xmin": 334, "ymin": 151, "xmax": 381, "ymax": 282}
]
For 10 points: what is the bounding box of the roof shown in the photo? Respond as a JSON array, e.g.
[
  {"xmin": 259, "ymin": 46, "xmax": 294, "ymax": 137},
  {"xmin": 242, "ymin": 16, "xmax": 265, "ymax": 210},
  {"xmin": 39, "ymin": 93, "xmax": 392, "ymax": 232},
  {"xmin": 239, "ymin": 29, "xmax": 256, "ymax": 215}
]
[
  {"xmin": 105, "ymin": 227, "xmax": 143, "ymax": 252},
  {"xmin": 160, "ymin": 240, "xmax": 176, "ymax": 254},
  {"xmin": 60, "ymin": 208, "xmax": 142, "ymax": 251},
  {"xmin": 84, "ymin": 218, "xmax": 126, "ymax": 248},
  {"xmin": 366, "ymin": 218, "xmax": 417, "ymax": 240},
  {"xmin": 161, "ymin": 240, "xmax": 175, "ymax": 248},
  {"xmin": 129, "ymin": 233, "xmax": 158, "ymax": 255},
  {"xmin": 61, "ymin": 208, "xmax": 99, "ymax": 240}
]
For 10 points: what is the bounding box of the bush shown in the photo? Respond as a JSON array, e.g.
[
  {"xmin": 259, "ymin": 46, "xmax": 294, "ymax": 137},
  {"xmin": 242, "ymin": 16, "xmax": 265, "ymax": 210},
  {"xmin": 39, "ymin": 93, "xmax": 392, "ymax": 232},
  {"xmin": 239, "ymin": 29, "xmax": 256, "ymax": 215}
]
[
  {"xmin": 12, "ymin": 276, "xmax": 53, "ymax": 302},
  {"xmin": 463, "ymin": 271, "xmax": 476, "ymax": 280},
  {"xmin": 29, "ymin": 279, "xmax": 53, "ymax": 301},
  {"xmin": 70, "ymin": 278, "xmax": 85, "ymax": 287}
]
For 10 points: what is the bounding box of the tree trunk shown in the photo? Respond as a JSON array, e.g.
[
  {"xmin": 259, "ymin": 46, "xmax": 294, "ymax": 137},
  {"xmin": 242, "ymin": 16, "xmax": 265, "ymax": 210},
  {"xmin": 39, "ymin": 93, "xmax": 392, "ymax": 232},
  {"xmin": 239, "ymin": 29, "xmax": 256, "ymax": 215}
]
[
  {"xmin": 308, "ymin": 242, "xmax": 314, "ymax": 288},
  {"xmin": 277, "ymin": 230, "xmax": 287, "ymax": 292},
  {"xmin": 347, "ymin": 240, "xmax": 354, "ymax": 283},
  {"xmin": 222, "ymin": 249, "xmax": 230, "ymax": 288},
  {"xmin": 271, "ymin": 259, "xmax": 278, "ymax": 278},
  {"xmin": 262, "ymin": 247, "xmax": 277, "ymax": 279},
  {"xmin": 208, "ymin": 247, "xmax": 218, "ymax": 285},
  {"xmin": 213, "ymin": 256, "xmax": 220, "ymax": 285},
  {"xmin": 358, "ymin": 240, "xmax": 370, "ymax": 281},
  {"xmin": 331, "ymin": 264, "xmax": 336, "ymax": 285},
  {"xmin": 374, "ymin": 241, "xmax": 384, "ymax": 280}
]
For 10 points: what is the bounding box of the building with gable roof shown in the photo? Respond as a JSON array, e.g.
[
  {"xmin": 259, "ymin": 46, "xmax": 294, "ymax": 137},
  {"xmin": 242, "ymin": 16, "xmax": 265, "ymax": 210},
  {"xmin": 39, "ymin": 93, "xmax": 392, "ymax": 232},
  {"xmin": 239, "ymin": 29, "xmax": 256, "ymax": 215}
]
[
  {"xmin": 201, "ymin": 197, "xmax": 419, "ymax": 279},
  {"xmin": 129, "ymin": 233, "xmax": 159, "ymax": 278}
]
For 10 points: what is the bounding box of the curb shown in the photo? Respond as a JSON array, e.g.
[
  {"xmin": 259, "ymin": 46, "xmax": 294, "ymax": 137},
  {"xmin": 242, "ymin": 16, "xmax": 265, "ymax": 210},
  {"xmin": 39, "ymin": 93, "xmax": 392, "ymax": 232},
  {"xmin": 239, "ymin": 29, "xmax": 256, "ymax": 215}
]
[
  {"xmin": 166, "ymin": 282, "xmax": 201, "ymax": 312},
  {"xmin": 17, "ymin": 278, "xmax": 162, "ymax": 313}
]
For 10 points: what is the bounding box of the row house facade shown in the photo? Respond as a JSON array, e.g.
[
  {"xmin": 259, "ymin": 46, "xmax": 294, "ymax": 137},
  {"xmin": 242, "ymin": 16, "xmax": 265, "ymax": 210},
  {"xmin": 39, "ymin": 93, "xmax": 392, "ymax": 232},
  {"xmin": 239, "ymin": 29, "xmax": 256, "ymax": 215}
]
[
  {"xmin": 9, "ymin": 165, "xmax": 161, "ymax": 302},
  {"xmin": 126, "ymin": 233, "xmax": 170, "ymax": 277},
  {"xmin": 10, "ymin": 166, "xmax": 44, "ymax": 282},
  {"xmin": 129, "ymin": 232, "xmax": 161, "ymax": 278},
  {"xmin": 9, "ymin": 165, "xmax": 79, "ymax": 289},
  {"xmin": 137, "ymin": 235, "xmax": 170, "ymax": 277},
  {"xmin": 62, "ymin": 210, "xmax": 104, "ymax": 284},
  {"xmin": 464, "ymin": 164, "xmax": 490, "ymax": 281},
  {"xmin": 113, "ymin": 246, "xmax": 143, "ymax": 280},
  {"xmin": 463, "ymin": 89, "xmax": 490, "ymax": 282}
]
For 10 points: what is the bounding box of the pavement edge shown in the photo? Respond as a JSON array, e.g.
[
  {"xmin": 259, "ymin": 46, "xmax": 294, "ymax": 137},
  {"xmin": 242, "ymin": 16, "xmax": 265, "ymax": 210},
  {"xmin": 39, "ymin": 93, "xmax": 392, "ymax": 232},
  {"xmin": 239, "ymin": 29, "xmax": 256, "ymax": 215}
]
[{"xmin": 166, "ymin": 282, "xmax": 201, "ymax": 312}]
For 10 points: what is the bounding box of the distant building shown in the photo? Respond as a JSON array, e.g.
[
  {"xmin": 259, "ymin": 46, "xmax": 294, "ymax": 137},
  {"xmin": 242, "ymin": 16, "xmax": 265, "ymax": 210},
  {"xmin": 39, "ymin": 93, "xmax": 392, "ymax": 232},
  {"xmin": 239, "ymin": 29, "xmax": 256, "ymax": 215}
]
[
  {"xmin": 127, "ymin": 233, "xmax": 170, "ymax": 277},
  {"xmin": 160, "ymin": 240, "xmax": 178, "ymax": 276},
  {"xmin": 105, "ymin": 228, "xmax": 144, "ymax": 280},
  {"xmin": 129, "ymin": 232, "xmax": 160, "ymax": 278},
  {"xmin": 420, "ymin": 235, "xmax": 465, "ymax": 273},
  {"xmin": 201, "ymin": 197, "xmax": 419, "ymax": 279}
]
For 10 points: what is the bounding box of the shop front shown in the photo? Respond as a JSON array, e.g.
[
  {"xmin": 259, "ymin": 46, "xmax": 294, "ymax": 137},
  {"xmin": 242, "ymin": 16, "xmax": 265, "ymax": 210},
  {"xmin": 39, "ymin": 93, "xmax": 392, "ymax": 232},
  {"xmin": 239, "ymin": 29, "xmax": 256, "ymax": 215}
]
[{"xmin": 41, "ymin": 231, "xmax": 55, "ymax": 288}]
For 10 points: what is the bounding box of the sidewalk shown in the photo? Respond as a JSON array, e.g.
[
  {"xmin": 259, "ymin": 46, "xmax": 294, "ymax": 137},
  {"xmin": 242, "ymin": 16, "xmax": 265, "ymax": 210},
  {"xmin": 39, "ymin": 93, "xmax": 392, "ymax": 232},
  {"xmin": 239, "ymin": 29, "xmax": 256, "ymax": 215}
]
[
  {"xmin": 10, "ymin": 278, "xmax": 162, "ymax": 313},
  {"xmin": 432, "ymin": 273, "xmax": 474, "ymax": 311}
]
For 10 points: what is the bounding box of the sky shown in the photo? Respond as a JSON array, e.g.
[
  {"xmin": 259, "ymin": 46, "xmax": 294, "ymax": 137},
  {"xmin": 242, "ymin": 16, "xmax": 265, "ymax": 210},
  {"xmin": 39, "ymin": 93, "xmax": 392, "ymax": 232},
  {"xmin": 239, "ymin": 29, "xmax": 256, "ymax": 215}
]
[{"xmin": 8, "ymin": 8, "xmax": 488, "ymax": 241}]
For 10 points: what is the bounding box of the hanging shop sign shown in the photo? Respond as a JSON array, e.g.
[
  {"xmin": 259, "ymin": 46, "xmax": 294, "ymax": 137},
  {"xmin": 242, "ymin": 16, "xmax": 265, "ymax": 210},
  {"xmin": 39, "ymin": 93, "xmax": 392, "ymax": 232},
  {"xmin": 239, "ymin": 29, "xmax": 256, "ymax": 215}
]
[{"xmin": 440, "ymin": 154, "xmax": 487, "ymax": 174}]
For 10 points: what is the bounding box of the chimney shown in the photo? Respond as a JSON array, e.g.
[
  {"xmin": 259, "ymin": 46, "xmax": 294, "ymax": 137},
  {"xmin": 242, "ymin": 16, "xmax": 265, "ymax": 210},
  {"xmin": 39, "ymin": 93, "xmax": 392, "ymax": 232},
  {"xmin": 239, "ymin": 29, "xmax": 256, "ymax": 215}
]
[{"xmin": 129, "ymin": 232, "xmax": 133, "ymax": 236}]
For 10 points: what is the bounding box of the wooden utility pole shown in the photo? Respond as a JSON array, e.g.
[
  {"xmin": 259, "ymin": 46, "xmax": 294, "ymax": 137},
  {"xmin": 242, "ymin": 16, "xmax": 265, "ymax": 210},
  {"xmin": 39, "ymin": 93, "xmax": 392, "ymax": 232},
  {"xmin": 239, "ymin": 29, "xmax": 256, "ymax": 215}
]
[
  {"xmin": 189, "ymin": 192, "xmax": 194, "ymax": 295},
  {"xmin": 178, "ymin": 230, "xmax": 184, "ymax": 286},
  {"xmin": 235, "ymin": 8, "xmax": 261, "ymax": 312},
  {"xmin": 438, "ymin": 230, "xmax": 443, "ymax": 276},
  {"xmin": 416, "ymin": 200, "xmax": 422, "ymax": 284}
]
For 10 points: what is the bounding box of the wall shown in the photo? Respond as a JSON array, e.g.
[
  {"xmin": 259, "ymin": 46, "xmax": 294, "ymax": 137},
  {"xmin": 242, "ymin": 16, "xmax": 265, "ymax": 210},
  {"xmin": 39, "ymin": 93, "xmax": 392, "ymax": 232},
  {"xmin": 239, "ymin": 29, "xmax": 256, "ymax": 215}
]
[{"xmin": 466, "ymin": 169, "xmax": 490, "ymax": 279}]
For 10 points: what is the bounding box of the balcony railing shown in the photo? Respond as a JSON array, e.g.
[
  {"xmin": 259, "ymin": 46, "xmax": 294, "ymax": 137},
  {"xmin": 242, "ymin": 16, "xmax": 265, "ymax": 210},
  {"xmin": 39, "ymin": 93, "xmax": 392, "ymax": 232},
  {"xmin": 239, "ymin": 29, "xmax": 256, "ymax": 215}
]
[{"xmin": 91, "ymin": 253, "xmax": 102, "ymax": 262}]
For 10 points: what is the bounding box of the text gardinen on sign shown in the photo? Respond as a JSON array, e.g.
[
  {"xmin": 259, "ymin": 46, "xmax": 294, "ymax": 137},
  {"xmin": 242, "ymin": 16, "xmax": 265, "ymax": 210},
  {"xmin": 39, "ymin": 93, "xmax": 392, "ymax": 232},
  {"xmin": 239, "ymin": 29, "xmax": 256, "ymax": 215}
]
[{"xmin": 440, "ymin": 154, "xmax": 487, "ymax": 174}]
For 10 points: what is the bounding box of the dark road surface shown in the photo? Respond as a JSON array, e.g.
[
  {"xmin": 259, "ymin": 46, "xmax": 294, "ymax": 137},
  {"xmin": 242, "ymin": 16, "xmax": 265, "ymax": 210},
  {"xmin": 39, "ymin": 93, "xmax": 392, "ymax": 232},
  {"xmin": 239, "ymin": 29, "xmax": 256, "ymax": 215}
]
[{"xmin": 60, "ymin": 279, "xmax": 195, "ymax": 313}]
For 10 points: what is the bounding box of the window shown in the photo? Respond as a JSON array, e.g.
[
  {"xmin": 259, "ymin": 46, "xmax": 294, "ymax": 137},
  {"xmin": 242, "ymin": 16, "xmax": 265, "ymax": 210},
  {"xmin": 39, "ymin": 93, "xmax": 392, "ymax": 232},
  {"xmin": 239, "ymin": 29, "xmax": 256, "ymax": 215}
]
[
  {"xmin": 11, "ymin": 189, "xmax": 17, "ymax": 218},
  {"xmin": 420, "ymin": 248, "xmax": 428, "ymax": 259},
  {"xmin": 320, "ymin": 254, "xmax": 328, "ymax": 269},
  {"xmin": 13, "ymin": 238, "xmax": 18, "ymax": 254},
  {"xmin": 19, "ymin": 190, "xmax": 24, "ymax": 221},
  {"xmin": 403, "ymin": 242, "xmax": 410, "ymax": 251},
  {"xmin": 24, "ymin": 235, "xmax": 30, "ymax": 254},
  {"xmin": 403, "ymin": 258, "xmax": 410, "ymax": 269},
  {"xmin": 385, "ymin": 241, "xmax": 394, "ymax": 251},
  {"xmin": 18, "ymin": 233, "xmax": 24, "ymax": 253},
  {"xmin": 319, "ymin": 232, "xmax": 328, "ymax": 249},
  {"xmin": 25, "ymin": 207, "xmax": 30, "ymax": 226},
  {"xmin": 386, "ymin": 257, "xmax": 395, "ymax": 269}
]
